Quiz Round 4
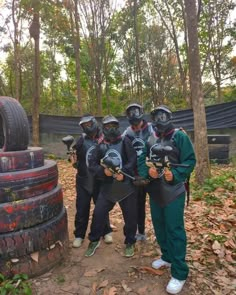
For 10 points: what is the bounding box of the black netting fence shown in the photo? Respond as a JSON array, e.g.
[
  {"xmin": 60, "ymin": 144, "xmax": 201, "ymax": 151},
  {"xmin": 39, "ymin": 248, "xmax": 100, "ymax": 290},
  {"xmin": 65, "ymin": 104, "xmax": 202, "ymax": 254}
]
[{"xmin": 28, "ymin": 101, "xmax": 236, "ymax": 159}]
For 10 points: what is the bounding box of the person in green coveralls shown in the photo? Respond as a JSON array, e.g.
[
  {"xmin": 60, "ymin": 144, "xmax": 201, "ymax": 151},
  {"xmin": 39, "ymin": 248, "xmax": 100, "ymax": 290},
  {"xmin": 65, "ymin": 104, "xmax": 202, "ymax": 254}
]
[{"xmin": 138, "ymin": 105, "xmax": 196, "ymax": 294}]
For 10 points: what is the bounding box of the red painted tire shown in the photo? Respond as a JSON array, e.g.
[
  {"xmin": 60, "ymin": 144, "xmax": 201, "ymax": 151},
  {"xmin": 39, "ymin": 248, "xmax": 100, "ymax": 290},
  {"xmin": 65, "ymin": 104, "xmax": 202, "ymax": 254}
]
[
  {"xmin": 0, "ymin": 207, "xmax": 68, "ymax": 259},
  {"xmin": 0, "ymin": 160, "xmax": 58, "ymax": 203},
  {"xmin": 0, "ymin": 147, "xmax": 44, "ymax": 173},
  {"xmin": 0, "ymin": 97, "xmax": 30, "ymax": 151},
  {"xmin": 0, "ymin": 185, "xmax": 63, "ymax": 233},
  {"xmin": 0, "ymin": 239, "xmax": 69, "ymax": 278}
]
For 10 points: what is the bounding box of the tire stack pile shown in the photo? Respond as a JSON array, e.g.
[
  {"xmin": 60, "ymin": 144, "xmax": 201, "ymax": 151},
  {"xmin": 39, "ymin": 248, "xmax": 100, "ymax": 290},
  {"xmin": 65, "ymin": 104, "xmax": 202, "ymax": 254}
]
[{"xmin": 0, "ymin": 97, "xmax": 69, "ymax": 278}]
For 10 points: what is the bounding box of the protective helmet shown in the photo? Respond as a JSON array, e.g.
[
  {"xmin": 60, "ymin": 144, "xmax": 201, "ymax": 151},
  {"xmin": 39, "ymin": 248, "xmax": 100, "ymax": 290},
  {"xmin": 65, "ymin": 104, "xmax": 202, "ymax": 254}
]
[
  {"xmin": 151, "ymin": 105, "xmax": 172, "ymax": 133},
  {"xmin": 125, "ymin": 103, "xmax": 143, "ymax": 126},
  {"xmin": 102, "ymin": 115, "xmax": 120, "ymax": 141},
  {"xmin": 79, "ymin": 114, "xmax": 98, "ymax": 136}
]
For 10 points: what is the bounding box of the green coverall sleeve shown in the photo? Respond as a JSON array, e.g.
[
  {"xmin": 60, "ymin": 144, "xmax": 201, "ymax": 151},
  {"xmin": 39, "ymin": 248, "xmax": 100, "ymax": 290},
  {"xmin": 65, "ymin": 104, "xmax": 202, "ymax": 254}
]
[{"xmin": 171, "ymin": 130, "xmax": 196, "ymax": 184}]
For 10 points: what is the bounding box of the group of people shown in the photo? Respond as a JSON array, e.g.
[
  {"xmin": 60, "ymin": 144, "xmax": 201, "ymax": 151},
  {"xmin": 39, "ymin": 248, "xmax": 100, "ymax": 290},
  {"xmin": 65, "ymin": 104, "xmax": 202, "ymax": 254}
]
[{"xmin": 69, "ymin": 103, "xmax": 196, "ymax": 295}]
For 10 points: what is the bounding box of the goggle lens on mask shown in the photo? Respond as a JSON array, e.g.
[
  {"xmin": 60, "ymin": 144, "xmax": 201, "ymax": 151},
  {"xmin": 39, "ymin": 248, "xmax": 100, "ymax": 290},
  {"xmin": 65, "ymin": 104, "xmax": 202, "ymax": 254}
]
[
  {"xmin": 104, "ymin": 123, "xmax": 118, "ymax": 129},
  {"xmin": 81, "ymin": 121, "xmax": 92, "ymax": 128},
  {"xmin": 153, "ymin": 111, "xmax": 169, "ymax": 123},
  {"xmin": 127, "ymin": 107, "xmax": 141, "ymax": 117}
]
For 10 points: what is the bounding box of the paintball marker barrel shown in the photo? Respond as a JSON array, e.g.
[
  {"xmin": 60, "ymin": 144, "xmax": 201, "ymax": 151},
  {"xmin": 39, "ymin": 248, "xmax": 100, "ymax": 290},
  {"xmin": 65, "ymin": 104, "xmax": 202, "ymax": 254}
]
[
  {"xmin": 148, "ymin": 145, "xmax": 190, "ymax": 168},
  {"xmin": 101, "ymin": 156, "xmax": 135, "ymax": 180}
]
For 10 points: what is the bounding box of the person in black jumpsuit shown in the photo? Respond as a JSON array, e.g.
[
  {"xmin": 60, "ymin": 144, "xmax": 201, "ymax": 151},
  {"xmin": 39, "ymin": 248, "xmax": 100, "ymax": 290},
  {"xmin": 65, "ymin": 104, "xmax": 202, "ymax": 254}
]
[
  {"xmin": 123, "ymin": 103, "xmax": 154, "ymax": 241},
  {"xmin": 85, "ymin": 115, "xmax": 137, "ymax": 257},
  {"xmin": 72, "ymin": 114, "xmax": 112, "ymax": 248}
]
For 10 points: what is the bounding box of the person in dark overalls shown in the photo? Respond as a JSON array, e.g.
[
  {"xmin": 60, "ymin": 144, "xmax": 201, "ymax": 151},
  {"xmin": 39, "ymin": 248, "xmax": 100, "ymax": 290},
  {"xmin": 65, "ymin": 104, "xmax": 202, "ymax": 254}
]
[
  {"xmin": 123, "ymin": 103, "xmax": 154, "ymax": 241},
  {"xmin": 71, "ymin": 114, "xmax": 112, "ymax": 248},
  {"xmin": 138, "ymin": 106, "xmax": 196, "ymax": 294},
  {"xmin": 85, "ymin": 115, "xmax": 137, "ymax": 257}
]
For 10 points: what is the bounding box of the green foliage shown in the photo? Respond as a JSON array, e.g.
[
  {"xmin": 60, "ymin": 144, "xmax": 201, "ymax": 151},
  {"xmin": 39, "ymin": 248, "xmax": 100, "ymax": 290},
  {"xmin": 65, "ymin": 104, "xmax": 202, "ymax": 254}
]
[
  {"xmin": 208, "ymin": 233, "xmax": 227, "ymax": 244},
  {"xmin": 192, "ymin": 169, "xmax": 235, "ymax": 205},
  {"xmin": 55, "ymin": 274, "xmax": 65, "ymax": 284},
  {"xmin": 0, "ymin": 0, "xmax": 235, "ymax": 115},
  {"xmin": 0, "ymin": 274, "xmax": 32, "ymax": 295}
]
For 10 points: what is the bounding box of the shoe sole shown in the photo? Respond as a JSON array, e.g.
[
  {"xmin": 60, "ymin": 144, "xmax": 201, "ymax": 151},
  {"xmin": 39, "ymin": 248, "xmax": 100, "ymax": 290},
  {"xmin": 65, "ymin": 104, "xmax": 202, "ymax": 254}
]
[
  {"xmin": 72, "ymin": 239, "xmax": 84, "ymax": 248},
  {"xmin": 104, "ymin": 241, "xmax": 113, "ymax": 244},
  {"xmin": 104, "ymin": 239, "xmax": 113, "ymax": 244},
  {"xmin": 85, "ymin": 241, "xmax": 100, "ymax": 257},
  {"xmin": 152, "ymin": 264, "xmax": 171, "ymax": 269},
  {"xmin": 125, "ymin": 249, "xmax": 135, "ymax": 257},
  {"xmin": 125, "ymin": 253, "xmax": 134, "ymax": 257},
  {"xmin": 72, "ymin": 243, "xmax": 83, "ymax": 248}
]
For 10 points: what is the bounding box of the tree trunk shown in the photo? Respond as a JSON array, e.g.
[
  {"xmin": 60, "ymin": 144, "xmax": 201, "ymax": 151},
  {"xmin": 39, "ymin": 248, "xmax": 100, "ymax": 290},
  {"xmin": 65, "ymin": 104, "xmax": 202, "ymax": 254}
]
[
  {"xmin": 12, "ymin": 0, "xmax": 20, "ymax": 101},
  {"xmin": 29, "ymin": 11, "xmax": 40, "ymax": 146},
  {"xmin": 155, "ymin": 1, "xmax": 189, "ymax": 106},
  {"xmin": 216, "ymin": 77, "xmax": 222, "ymax": 103},
  {"xmin": 96, "ymin": 76, "xmax": 103, "ymax": 116},
  {"xmin": 133, "ymin": 0, "xmax": 142, "ymax": 104},
  {"xmin": 184, "ymin": 0, "xmax": 210, "ymax": 184},
  {"xmin": 72, "ymin": 0, "xmax": 82, "ymax": 115}
]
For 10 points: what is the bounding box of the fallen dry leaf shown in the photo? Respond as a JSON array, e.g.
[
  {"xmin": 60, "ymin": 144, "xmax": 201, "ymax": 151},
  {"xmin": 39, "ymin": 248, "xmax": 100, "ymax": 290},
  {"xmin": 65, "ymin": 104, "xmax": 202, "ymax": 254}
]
[
  {"xmin": 121, "ymin": 280, "xmax": 132, "ymax": 292},
  {"xmin": 98, "ymin": 280, "xmax": 109, "ymax": 289},
  {"xmin": 91, "ymin": 282, "xmax": 97, "ymax": 294},
  {"xmin": 138, "ymin": 266, "xmax": 164, "ymax": 275},
  {"xmin": 141, "ymin": 250, "xmax": 156, "ymax": 257},
  {"xmin": 84, "ymin": 270, "xmax": 98, "ymax": 277},
  {"xmin": 108, "ymin": 286, "xmax": 117, "ymax": 295},
  {"xmin": 137, "ymin": 286, "xmax": 148, "ymax": 295},
  {"xmin": 30, "ymin": 252, "xmax": 39, "ymax": 262}
]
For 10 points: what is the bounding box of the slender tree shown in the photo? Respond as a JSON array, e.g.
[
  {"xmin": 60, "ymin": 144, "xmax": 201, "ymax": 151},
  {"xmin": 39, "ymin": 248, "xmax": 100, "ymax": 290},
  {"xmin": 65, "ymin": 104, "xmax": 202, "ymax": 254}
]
[
  {"xmin": 184, "ymin": 0, "xmax": 210, "ymax": 184},
  {"xmin": 64, "ymin": 0, "xmax": 82, "ymax": 115},
  {"xmin": 153, "ymin": 0, "xmax": 190, "ymax": 106},
  {"xmin": 29, "ymin": 0, "xmax": 40, "ymax": 146}
]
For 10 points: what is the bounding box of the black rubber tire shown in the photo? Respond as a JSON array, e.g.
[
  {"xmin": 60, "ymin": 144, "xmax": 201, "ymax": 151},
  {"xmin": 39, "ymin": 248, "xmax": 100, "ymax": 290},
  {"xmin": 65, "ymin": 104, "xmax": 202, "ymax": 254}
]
[
  {"xmin": 0, "ymin": 185, "xmax": 63, "ymax": 233},
  {"xmin": 0, "ymin": 207, "xmax": 68, "ymax": 259},
  {"xmin": 0, "ymin": 147, "xmax": 44, "ymax": 173},
  {"xmin": 0, "ymin": 160, "xmax": 58, "ymax": 203},
  {"xmin": 207, "ymin": 135, "xmax": 231, "ymax": 144},
  {"xmin": 0, "ymin": 97, "xmax": 30, "ymax": 151},
  {"xmin": 0, "ymin": 239, "xmax": 69, "ymax": 279}
]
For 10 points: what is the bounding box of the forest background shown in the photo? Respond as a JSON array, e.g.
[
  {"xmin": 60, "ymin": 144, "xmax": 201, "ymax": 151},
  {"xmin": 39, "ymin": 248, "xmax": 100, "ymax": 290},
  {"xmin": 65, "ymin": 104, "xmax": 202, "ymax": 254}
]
[
  {"xmin": 0, "ymin": 0, "xmax": 236, "ymax": 184},
  {"xmin": 0, "ymin": 0, "xmax": 235, "ymax": 115}
]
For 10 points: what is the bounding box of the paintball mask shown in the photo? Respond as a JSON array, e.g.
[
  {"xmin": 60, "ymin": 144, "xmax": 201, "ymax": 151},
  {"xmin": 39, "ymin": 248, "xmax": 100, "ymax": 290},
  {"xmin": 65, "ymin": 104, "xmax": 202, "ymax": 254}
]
[
  {"xmin": 151, "ymin": 105, "xmax": 172, "ymax": 133},
  {"xmin": 102, "ymin": 115, "xmax": 121, "ymax": 141},
  {"xmin": 79, "ymin": 115, "xmax": 98, "ymax": 136},
  {"xmin": 126, "ymin": 103, "xmax": 143, "ymax": 126}
]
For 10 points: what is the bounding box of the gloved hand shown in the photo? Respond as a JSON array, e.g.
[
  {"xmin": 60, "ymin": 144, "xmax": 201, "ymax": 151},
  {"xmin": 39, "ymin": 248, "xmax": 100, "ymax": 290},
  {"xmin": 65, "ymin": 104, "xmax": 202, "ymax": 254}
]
[
  {"xmin": 104, "ymin": 168, "xmax": 113, "ymax": 177},
  {"xmin": 133, "ymin": 176, "xmax": 150, "ymax": 186},
  {"xmin": 114, "ymin": 173, "xmax": 124, "ymax": 181},
  {"xmin": 69, "ymin": 153, "xmax": 78, "ymax": 169},
  {"xmin": 164, "ymin": 169, "xmax": 173, "ymax": 182},
  {"xmin": 148, "ymin": 167, "xmax": 159, "ymax": 179}
]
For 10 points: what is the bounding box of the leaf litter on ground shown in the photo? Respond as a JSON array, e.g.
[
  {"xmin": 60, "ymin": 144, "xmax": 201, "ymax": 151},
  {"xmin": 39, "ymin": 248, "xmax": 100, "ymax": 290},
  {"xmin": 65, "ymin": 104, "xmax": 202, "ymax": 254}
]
[{"xmin": 30, "ymin": 161, "xmax": 236, "ymax": 295}]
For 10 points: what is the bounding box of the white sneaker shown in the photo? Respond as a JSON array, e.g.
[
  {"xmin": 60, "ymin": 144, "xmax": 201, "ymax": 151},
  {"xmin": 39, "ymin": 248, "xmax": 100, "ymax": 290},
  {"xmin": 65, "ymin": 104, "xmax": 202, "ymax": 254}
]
[
  {"xmin": 72, "ymin": 238, "xmax": 83, "ymax": 248},
  {"xmin": 104, "ymin": 232, "xmax": 113, "ymax": 244},
  {"xmin": 166, "ymin": 277, "xmax": 186, "ymax": 294},
  {"xmin": 152, "ymin": 258, "xmax": 171, "ymax": 269}
]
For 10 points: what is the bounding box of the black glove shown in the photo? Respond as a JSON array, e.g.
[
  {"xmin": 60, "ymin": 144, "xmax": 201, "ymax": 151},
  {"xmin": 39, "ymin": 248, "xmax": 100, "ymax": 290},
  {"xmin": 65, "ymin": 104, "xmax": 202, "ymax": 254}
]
[{"xmin": 133, "ymin": 176, "xmax": 150, "ymax": 187}]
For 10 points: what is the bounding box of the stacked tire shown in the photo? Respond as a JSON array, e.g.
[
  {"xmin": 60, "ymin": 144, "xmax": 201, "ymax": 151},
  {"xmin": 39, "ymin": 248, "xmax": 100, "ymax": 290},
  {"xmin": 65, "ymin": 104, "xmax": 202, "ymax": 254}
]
[{"xmin": 0, "ymin": 97, "xmax": 69, "ymax": 278}]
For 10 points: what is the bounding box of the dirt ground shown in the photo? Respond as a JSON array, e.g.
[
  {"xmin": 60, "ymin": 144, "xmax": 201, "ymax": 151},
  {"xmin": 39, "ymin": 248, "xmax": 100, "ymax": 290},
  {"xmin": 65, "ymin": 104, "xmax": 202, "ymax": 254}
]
[{"xmin": 29, "ymin": 160, "xmax": 228, "ymax": 295}]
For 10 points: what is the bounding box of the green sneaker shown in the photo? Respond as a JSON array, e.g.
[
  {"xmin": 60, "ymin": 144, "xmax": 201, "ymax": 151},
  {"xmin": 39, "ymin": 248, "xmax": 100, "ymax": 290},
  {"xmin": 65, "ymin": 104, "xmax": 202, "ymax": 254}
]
[
  {"xmin": 85, "ymin": 241, "xmax": 100, "ymax": 257},
  {"xmin": 125, "ymin": 244, "xmax": 135, "ymax": 257}
]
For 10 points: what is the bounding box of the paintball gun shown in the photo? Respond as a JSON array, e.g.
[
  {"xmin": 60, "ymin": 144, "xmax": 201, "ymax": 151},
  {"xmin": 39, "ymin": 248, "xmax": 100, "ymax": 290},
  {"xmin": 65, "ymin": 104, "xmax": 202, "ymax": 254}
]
[
  {"xmin": 146, "ymin": 145, "xmax": 189, "ymax": 177},
  {"xmin": 100, "ymin": 155, "xmax": 135, "ymax": 180},
  {"xmin": 101, "ymin": 155, "xmax": 149, "ymax": 186},
  {"xmin": 62, "ymin": 135, "xmax": 76, "ymax": 162}
]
